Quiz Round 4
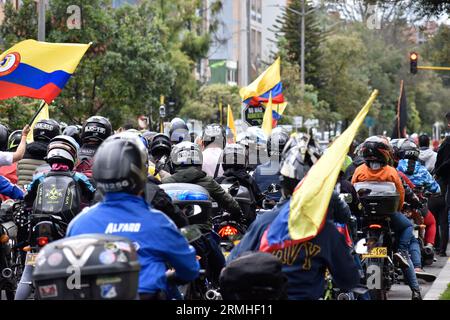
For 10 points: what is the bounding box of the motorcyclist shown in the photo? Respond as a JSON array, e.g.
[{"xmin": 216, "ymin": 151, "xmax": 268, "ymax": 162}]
[
  {"xmin": 100, "ymin": 132, "xmax": 188, "ymax": 228},
  {"xmin": 201, "ymin": 123, "xmax": 226, "ymax": 178},
  {"xmin": 66, "ymin": 138, "xmax": 199, "ymax": 299},
  {"xmin": 17, "ymin": 120, "xmax": 59, "ymax": 188},
  {"xmin": 74, "ymin": 116, "xmax": 112, "ymax": 179},
  {"xmin": 215, "ymin": 143, "xmax": 264, "ymax": 224},
  {"xmin": 351, "ymin": 136, "xmax": 422, "ymax": 299},
  {"xmin": 0, "ymin": 130, "xmax": 22, "ymax": 184},
  {"xmin": 149, "ymin": 133, "xmax": 173, "ymax": 176},
  {"xmin": 24, "ymin": 135, "xmax": 95, "ymax": 213},
  {"xmin": 253, "ymin": 128, "xmax": 289, "ymax": 203},
  {"xmin": 228, "ymin": 143, "xmax": 360, "ymax": 300},
  {"xmin": 418, "ymin": 134, "xmax": 437, "ymax": 173},
  {"xmin": 162, "ymin": 141, "xmax": 242, "ymax": 219}
]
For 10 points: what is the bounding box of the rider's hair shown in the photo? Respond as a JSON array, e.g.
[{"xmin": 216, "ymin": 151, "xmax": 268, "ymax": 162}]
[
  {"xmin": 406, "ymin": 159, "xmax": 415, "ymax": 176},
  {"xmin": 418, "ymin": 134, "xmax": 430, "ymax": 148}
]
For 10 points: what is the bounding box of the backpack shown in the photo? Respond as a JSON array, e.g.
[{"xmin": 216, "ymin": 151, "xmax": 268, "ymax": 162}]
[{"xmin": 33, "ymin": 171, "xmax": 82, "ymax": 224}]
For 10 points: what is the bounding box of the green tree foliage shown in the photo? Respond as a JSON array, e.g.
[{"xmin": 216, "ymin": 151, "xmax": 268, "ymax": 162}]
[{"xmin": 179, "ymin": 84, "xmax": 241, "ymax": 123}]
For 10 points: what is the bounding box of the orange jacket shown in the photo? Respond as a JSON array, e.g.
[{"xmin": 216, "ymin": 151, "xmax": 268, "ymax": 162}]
[{"xmin": 351, "ymin": 163, "xmax": 405, "ymax": 210}]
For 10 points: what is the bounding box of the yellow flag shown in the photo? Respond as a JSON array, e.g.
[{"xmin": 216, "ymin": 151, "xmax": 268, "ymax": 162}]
[
  {"xmin": 261, "ymin": 92, "xmax": 273, "ymax": 137},
  {"xmin": 227, "ymin": 104, "xmax": 237, "ymax": 142},
  {"xmin": 27, "ymin": 103, "xmax": 50, "ymax": 143},
  {"xmin": 288, "ymin": 90, "xmax": 379, "ymax": 240}
]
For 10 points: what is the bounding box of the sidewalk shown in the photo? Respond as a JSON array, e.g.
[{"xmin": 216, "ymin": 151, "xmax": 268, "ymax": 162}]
[{"xmin": 424, "ymin": 256, "xmax": 450, "ymax": 300}]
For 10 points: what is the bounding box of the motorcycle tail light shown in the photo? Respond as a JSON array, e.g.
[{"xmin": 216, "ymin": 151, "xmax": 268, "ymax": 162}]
[
  {"xmin": 0, "ymin": 234, "xmax": 9, "ymax": 244},
  {"xmin": 218, "ymin": 225, "xmax": 238, "ymax": 237},
  {"xmin": 37, "ymin": 236, "xmax": 49, "ymax": 247},
  {"xmin": 369, "ymin": 224, "xmax": 382, "ymax": 229}
]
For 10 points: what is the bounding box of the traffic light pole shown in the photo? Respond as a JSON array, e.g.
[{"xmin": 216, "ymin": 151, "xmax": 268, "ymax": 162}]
[{"xmin": 417, "ymin": 66, "xmax": 450, "ymax": 71}]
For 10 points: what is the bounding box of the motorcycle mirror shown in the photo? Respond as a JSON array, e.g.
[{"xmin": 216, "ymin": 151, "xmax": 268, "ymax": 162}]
[{"xmin": 355, "ymin": 238, "xmax": 368, "ymax": 254}]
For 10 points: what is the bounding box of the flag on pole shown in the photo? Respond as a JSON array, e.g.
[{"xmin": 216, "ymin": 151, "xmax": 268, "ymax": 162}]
[
  {"xmin": 239, "ymin": 57, "xmax": 284, "ymax": 106},
  {"xmin": 259, "ymin": 90, "xmax": 379, "ymax": 252},
  {"xmin": 262, "ymin": 92, "xmax": 274, "ymax": 137},
  {"xmin": 227, "ymin": 104, "xmax": 237, "ymax": 142},
  {"xmin": 0, "ymin": 39, "xmax": 91, "ymax": 104},
  {"xmin": 391, "ymin": 80, "xmax": 407, "ymax": 139},
  {"xmin": 27, "ymin": 102, "xmax": 50, "ymax": 143},
  {"xmin": 262, "ymin": 101, "xmax": 287, "ymax": 127}
]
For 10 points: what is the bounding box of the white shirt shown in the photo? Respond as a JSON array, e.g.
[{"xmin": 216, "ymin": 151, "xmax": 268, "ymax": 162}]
[
  {"xmin": 0, "ymin": 152, "xmax": 13, "ymax": 166},
  {"xmin": 202, "ymin": 147, "xmax": 223, "ymax": 178}
]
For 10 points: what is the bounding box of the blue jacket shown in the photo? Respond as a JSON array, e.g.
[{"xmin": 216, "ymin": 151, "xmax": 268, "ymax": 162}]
[
  {"xmin": 66, "ymin": 192, "xmax": 200, "ymax": 294},
  {"xmin": 228, "ymin": 198, "xmax": 359, "ymax": 300},
  {"xmin": 253, "ymin": 161, "xmax": 282, "ymax": 202},
  {"xmin": 397, "ymin": 159, "xmax": 441, "ymax": 193},
  {"xmin": 0, "ymin": 176, "xmax": 24, "ymax": 200}
]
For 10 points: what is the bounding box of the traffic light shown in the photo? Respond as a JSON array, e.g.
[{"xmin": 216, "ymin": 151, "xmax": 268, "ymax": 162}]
[{"xmin": 410, "ymin": 52, "xmax": 418, "ymax": 74}]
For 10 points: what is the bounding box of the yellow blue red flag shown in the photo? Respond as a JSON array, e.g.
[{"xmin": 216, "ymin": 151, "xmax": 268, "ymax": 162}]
[
  {"xmin": 0, "ymin": 40, "xmax": 91, "ymax": 104},
  {"xmin": 227, "ymin": 104, "xmax": 237, "ymax": 142},
  {"xmin": 259, "ymin": 90, "xmax": 379, "ymax": 252},
  {"xmin": 240, "ymin": 57, "xmax": 284, "ymax": 106},
  {"xmin": 261, "ymin": 93, "xmax": 274, "ymax": 137}
]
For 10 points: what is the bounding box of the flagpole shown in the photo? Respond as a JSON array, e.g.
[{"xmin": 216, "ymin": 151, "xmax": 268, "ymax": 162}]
[{"xmin": 28, "ymin": 100, "xmax": 46, "ymax": 127}]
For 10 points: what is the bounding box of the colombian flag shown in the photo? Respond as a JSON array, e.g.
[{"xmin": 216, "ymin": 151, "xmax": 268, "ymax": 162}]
[
  {"xmin": 0, "ymin": 40, "xmax": 91, "ymax": 104},
  {"xmin": 260, "ymin": 90, "xmax": 378, "ymax": 252},
  {"xmin": 240, "ymin": 57, "xmax": 284, "ymax": 107}
]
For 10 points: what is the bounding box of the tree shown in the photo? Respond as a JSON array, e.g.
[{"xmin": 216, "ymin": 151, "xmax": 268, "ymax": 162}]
[
  {"xmin": 273, "ymin": 0, "xmax": 326, "ymax": 88},
  {"xmin": 423, "ymin": 25, "xmax": 450, "ymax": 87}
]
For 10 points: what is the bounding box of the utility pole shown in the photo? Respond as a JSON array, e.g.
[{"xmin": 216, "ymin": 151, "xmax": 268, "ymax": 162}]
[
  {"xmin": 300, "ymin": 0, "xmax": 305, "ymax": 88},
  {"xmin": 37, "ymin": 0, "xmax": 46, "ymax": 41},
  {"xmin": 246, "ymin": 0, "xmax": 251, "ymax": 84}
]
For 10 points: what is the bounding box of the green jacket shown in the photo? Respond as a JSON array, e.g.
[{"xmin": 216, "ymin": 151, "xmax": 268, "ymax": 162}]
[{"xmin": 162, "ymin": 166, "xmax": 242, "ymax": 216}]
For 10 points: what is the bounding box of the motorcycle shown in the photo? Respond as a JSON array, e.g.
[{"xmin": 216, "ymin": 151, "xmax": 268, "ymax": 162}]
[{"xmin": 354, "ymin": 181, "xmax": 402, "ymax": 300}]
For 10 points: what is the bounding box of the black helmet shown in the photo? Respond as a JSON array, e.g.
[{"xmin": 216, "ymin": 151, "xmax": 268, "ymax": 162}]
[
  {"xmin": 267, "ymin": 129, "xmax": 289, "ymax": 158},
  {"xmin": 398, "ymin": 139, "xmax": 420, "ymax": 160},
  {"xmin": 202, "ymin": 123, "xmax": 226, "ymax": 149},
  {"xmin": 222, "ymin": 143, "xmax": 247, "ymax": 171},
  {"xmin": 0, "ymin": 124, "xmax": 9, "ymax": 151},
  {"xmin": 63, "ymin": 125, "xmax": 82, "ymax": 146},
  {"xmin": 93, "ymin": 139, "xmax": 148, "ymax": 195},
  {"xmin": 169, "ymin": 118, "xmax": 189, "ymax": 144},
  {"xmin": 33, "ymin": 119, "xmax": 61, "ymax": 142},
  {"xmin": 8, "ymin": 130, "xmax": 22, "ymax": 151},
  {"xmin": 81, "ymin": 116, "xmax": 112, "ymax": 144},
  {"xmin": 361, "ymin": 136, "xmax": 391, "ymax": 166},
  {"xmin": 170, "ymin": 141, "xmax": 202, "ymax": 167},
  {"xmin": 46, "ymin": 135, "xmax": 80, "ymax": 170},
  {"xmin": 150, "ymin": 133, "xmax": 172, "ymax": 160}
]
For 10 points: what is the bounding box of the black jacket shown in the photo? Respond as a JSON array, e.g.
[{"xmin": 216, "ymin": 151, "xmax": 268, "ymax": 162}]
[
  {"xmin": 162, "ymin": 166, "xmax": 242, "ymax": 217},
  {"xmin": 435, "ymin": 137, "xmax": 450, "ymax": 182}
]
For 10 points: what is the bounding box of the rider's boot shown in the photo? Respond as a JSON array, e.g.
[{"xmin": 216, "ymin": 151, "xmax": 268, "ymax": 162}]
[{"xmin": 411, "ymin": 288, "xmax": 422, "ymax": 300}]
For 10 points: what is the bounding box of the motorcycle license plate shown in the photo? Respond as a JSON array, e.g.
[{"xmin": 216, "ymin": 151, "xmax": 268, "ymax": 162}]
[
  {"xmin": 362, "ymin": 247, "xmax": 387, "ymax": 258},
  {"xmin": 25, "ymin": 253, "xmax": 39, "ymax": 266}
]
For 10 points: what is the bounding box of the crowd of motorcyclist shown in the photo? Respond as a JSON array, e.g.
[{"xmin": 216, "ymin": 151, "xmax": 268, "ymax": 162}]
[{"xmin": 0, "ymin": 110, "xmax": 449, "ymax": 300}]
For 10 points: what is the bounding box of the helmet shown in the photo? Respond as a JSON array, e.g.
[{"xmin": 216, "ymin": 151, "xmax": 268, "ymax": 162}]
[
  {"xmin": 361, "ymin": 136, "xmax": 392, "ymax": 166},
  {"xmin": 222, "ymin": 143, "xmax": 247, "ymax": 170},
  {"xmin": 267, "ymin": 129, "xmax": 289, "ymax": 158},
  {"xmin": 169, "ymin": 119, "xmax": 189, "ymax": 144},
  {"xmin": 46, "ymin": 135, "xmax": 80, "ymax": 170},
  {"xmin": 150, "ymin": 133, "xmax": 172, "ymax": 160},
  {"xmin": 281, "ymin": 133, "xmax": 321, "ymax": 167},
  {"xmin": 279, "ymin": 147, "xmax": 310, "ymax": 198},
  {"xmin": 33, "ymin": 119, "xmax": 61, "ymax": 142},
  {"xmin": 398, "ymin": 139, "xmax": 420, "ymax": 160},
  {"xmin": 62, "ymin": 125, "xmax": 81, "ymax": 146},
  {"xmin": 59, "ymin": 121, "xmax": 68, "ymax": 132},
  {"xmin": 93, "ymin": 138, "xmax": 148, "ymax": 195},
  {"xmin": 8, "ymin": 130, "xmax": 22, "ymax": 151},
  {"xmin": 141, "ymin": 131, "xmax": 157, "ymax": 146},
  {"xmin": 170, "ymin": 141, "xmax": 203, "ymax": 167},
  {"xmin": 105, "ymin": 132, "xmax": 149, "ymax": 165},
  {"xmin": 202, "ymin": 123, "xmax": 226, "ymax": 149},
  {"xmin": 0, "ymin": 124, "xmax": 9, "ymax": 151},
  {"xmin": 81, "ymin": 116, "xmax": 112, "ymax": 144}
]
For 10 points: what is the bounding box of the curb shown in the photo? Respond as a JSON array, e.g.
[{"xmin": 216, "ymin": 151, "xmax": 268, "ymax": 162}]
[{"xmin": 424, "ymin": 257, "xmax": 450, "ymax": 300}]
